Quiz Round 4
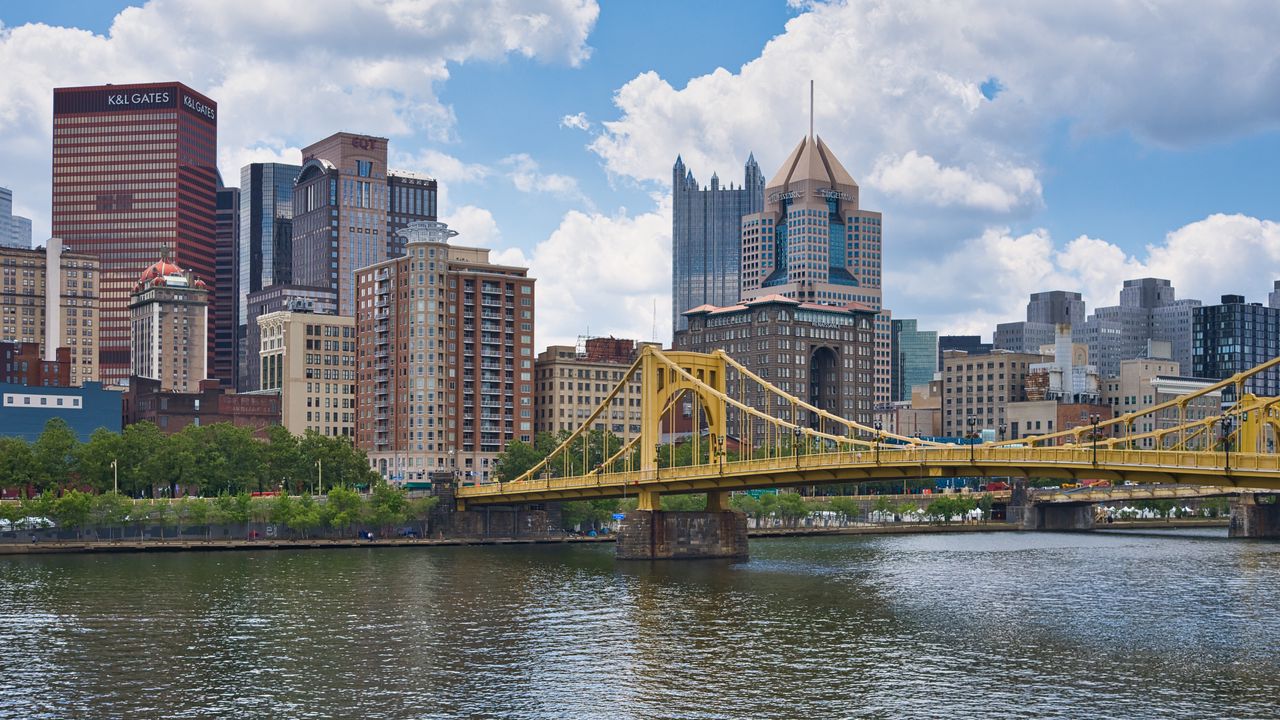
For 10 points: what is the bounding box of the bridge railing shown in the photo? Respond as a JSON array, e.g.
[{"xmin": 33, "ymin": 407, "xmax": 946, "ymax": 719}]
[{"xmin": 457, "ymin": 445, "xmax": 1280, "ymax": 499}]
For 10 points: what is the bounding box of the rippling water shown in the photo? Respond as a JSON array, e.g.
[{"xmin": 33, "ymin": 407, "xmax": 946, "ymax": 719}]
[{"xmin": 2, "ymin": 529, "xmax": 1278, "ymax": 719}]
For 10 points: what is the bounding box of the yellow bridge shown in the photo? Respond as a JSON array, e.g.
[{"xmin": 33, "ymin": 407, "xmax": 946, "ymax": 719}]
[{"xmin": 455, "ymin": 347, "xmax": 1280, "ymax": 555}]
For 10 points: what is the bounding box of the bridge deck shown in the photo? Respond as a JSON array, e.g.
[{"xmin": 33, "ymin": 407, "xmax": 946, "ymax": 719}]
[{"xmin": 459, "ymin": 447, "xmax": 1280, "ymax": 506}]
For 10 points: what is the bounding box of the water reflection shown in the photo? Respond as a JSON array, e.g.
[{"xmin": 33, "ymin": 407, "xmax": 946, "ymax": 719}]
[{"xmin": 0, "ymin": 530, "xmax": 1278, "ymax": 718}]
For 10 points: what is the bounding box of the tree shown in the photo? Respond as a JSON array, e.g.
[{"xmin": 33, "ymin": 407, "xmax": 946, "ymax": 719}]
[
  {"xmin": 263, "ymin": 426, "xmax": 304, "ymax": 493},
  {"xmin": 119, "ymin": 422, "xmax": 164, "ymax": 497},
  {"xmin": 289, "ymin": 494, "xmax": 323, "ymax": 539},
  {"xmin": 0, "ymin": 437, "xmax": 35, "ymax": 495},
  {"xmin": 51, "ymin": 489, "xmax": 93, "ymax": 538},
  {"xmin": 147, "ymin": 501, "xmax": 176, "ymax": 540},
  {"xmin": 269, "ymin": 494, "xmax": 297, "ymax": 535},
  {"xmin": 774, "ymin": 492, "xmax": 809, "ymax": 528},
  {"xmin": 406, "ymin": 495, "xmax": 440, "ymax": 536},
  {"xmin": 872, "ymin": 495, "xmax": 895, "ymax": 522},
  {"xmin": 324, "ymin": 486, "xmax": 362, "ymax": 535},
  {"xmin": 829, "ymin": 497, "xmax": 862, "ymax": 527},
  {"xmin": 74, "ymin": 428, "xmax": 121, "ymax": 493},
  {"xmin": 895, "ymin": 501, "xmax": 919, "ymax": 522},
  {"xmin": 367, "ymin": 482, "xmax": 408, "ymax": 535},
  {"xmin": 90, "ymin": 492, "xmax": 131, "ymax": 540},
  {"xmin": 32, "ymin": 418, "xmax": 78, "ymax": 491},
  {"xmin": 493, "ymin": 439, "xmax": 543, "ymax": 482}
]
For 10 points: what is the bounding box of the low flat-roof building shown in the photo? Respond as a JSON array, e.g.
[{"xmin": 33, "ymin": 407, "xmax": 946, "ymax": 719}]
[
  {"xmin": 121, "ymin": 376, "xmax": 280, "ymax": 436},
  {"xmin": 0, "ymin": 380, "xmax": 121, "ymax": 441}
]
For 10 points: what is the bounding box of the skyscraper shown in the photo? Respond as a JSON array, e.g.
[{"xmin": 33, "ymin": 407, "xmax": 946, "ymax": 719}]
[
  {"xmin": 739, "ymin": 134, "xmax": 891, "ymax": 405},
  {"xmin": 891, "ymin": 319, "xmax": 938, "ymax": 402},
  {"xmin": 52, "ymin": 81, "xmax": 218, "ymax": 385},
  {"xmin": 995, "ymin": 290, "xmax": 1085, "ymax": 354},
  {"xmin": 670, "ymin": 154, "xmax": 763, "ymax": 333},
  {"xmin": 1079, "ymin": 278, "xmax": 1200, "ymax": 377},
  {"xmin": 237, "ymin": 161, "xmax": 301, "ymax": 388},
  {"xmin": 0, "ymin": 187, "xmax": 32, "ymax": 248},
  {"xmin": 291, "ymin": 132, "xmax": 437, "ymax": 317},
  {"xmin": 1193, "ymin": 292, "xmax": 1280, "ymax": 399},
  {"xmin": 356, "ymin": 221, "xmax": 534, "ymax": 483},
  {"xmin": 213, "ymin": 183, "xmax": 239, "ymax": 386}
]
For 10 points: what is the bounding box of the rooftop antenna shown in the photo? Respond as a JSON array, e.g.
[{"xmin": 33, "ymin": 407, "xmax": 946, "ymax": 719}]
[{"xmin": 809, "ymin": 79, "xmax": 814, "ymax": 141}]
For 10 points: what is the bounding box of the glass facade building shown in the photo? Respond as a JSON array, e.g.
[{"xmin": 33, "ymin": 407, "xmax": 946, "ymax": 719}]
[
  {"xmin": 213, "ymin": 184, "xmax": 239, "ymax": 386},
  {"xmin": 0, "ymin": 187, "xmax": 32, "ymax": 248},
  {"xmin": 671, "ymin": 155, "xmax": 763, "ymax": 334},
  {"xmin": 891, "ymin": 318, "xmax": 938, "ymax": 402},
  {"xmin": 236, "ymin": 162, "xmax": 300, "ymax": 388},
  {"xmin": 52, "ymin": 81, "xmax": 218, "ymax": 385},
  {"xmin": 1193, "ymin": 293, "xmax": 1280, "ymax": 400}
]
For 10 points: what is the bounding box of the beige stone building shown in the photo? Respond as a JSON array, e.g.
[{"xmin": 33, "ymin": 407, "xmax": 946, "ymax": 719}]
[
  {"xmin": 129, "ymin": 260, "xmax": 206, "ymax": 392},
  {"xmin": 0, "ymin": 239, "xmax": 99, "ymax": 385},
  {"xmin": 258, "ymin": 309, "xmax": 355, "ymax": 438},
  {"xmin": 534, "ymin": 338, "xmax": 657, "ymax": 441},
  {"xmin": 1101, "ymin": 357, "xmax": 1220, "ymax": 448},
  {"xmin": 941, "ymin": 349, "xmax": 1050, "ymax": 438}
]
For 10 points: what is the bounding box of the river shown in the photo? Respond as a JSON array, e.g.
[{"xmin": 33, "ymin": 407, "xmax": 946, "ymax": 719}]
[{"xmin": 0, "ymin": 528, "xmax": 1277, "ymax": 719}]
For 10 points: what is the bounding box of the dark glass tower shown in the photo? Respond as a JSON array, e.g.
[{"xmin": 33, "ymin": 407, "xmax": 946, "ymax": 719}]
[
  {"xmin": 671, "ymin": 154, "xmax": 763, "ymax": 334},
  {"xmin": 236, "ymin": 162, "xmax": 300, "ymax": 388}
]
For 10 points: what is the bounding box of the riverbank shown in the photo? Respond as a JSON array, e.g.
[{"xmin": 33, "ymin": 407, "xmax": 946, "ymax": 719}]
[{"xmin": 0, "ymin": 518, "xmax": 1233, "ymax": 555}]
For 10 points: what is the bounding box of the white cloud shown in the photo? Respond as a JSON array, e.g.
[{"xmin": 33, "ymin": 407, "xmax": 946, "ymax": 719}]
[
  {"xmin": 560, "ymin": 112, "xmax": 591, "ymax": 131},
  {"xmin": 0, "ymin": 0, "xmax": 599, "ymax": 239},
  {"xmin": 517, "ymin": 196, "xmax": 672, "ymax": 349},
  {"xmin": 868, "ymin": 151, "xmax": 1040, "ymax": 213},
  {"xmin": 444, "ymin": 205, "xmax": 504, "ymax": 249},
  {"xmin": 888, "ymin": 213, "xmax": 1280, "ymax": 338},
  {"xmin": 587, "ymin": 0, "xmax": 1280, "ymax": 266},
  {"xmin": 501, "ymin": 153, "xmax": 591, "ymax": 207}
]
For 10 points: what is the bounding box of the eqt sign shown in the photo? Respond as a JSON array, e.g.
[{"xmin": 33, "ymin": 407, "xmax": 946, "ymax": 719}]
[{"xmin": 351, "ymin": 137, "xmax": 380, "ymax": 150}]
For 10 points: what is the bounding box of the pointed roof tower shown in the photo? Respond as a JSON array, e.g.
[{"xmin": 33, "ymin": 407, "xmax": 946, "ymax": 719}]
[{"xmin": 766, "ymin": 135, "xmax": 858, "ymax": 192}]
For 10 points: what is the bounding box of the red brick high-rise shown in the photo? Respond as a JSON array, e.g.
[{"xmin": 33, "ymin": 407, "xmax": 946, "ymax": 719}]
[{"xmin": 52, "ymin": 81, "xmax": 218, "ymax": 385}]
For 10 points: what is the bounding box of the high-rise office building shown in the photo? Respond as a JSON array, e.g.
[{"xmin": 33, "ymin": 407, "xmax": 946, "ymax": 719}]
[
  {"xmin": 129, "ymin": 260, "xmax": 208, "ymax": 393},
  {"xmin": 1193, "ymin": 292, "xmax": 1280, "ymax": 399},
  {"xmin": 52, "ymin": 81, "xmax": 218, "ymax": 385},
  {"xmin": 291, "ymin": 132, "xmax": 437, "ymax": 317},
  {"xmin": 739, "ymin": 134, "xmax": 891, "ymax": 406},
  {"xmin": 213, "ymin": 183, "xmax": 239, "ymax": 386},
  {"xmin": 0, "ymin": 239, "xmax": 99, "ymax": 384},
  {"xmin": 670, "ymin": 155, "xmax": 763, "ymax": 333},
  {"xmin": 891, "ymin": 319, "xmax": 938, "ymax": 402},
  {"xmin": 1079, "ymin": 278, "xmax": 1200, "ymax": 377},
  {"xmin": 355, "ymin": 221, "xmax": 534, "ymax": 483},
  {"xmin": 995, "ymin": 290, "xmax": 1085, "ymax": 353},
  {"xmin": 675, "ymin": 296, "xmax": 877, "ymax": 427},
  {"xmin": 237, "ymin": 162, "xmax": 300, "ymax": 388},
  {"xmin": 0, "ymin": 187, "xmax": 33, "ymax": 248}
]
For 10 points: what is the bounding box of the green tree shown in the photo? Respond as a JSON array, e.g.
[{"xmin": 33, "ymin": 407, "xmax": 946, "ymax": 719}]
[
  {"xmin": 185, "ymin": 497, "xmax": 210, "ymax": 536},
  {"xmin": 829, "ymin": 497, "xmax": 862, "ymax": 526},
  {"xmin": 406, "ymin": 495, "xmax": 440, "ymax": 536},
  {"xmin": 493, "ymin": 439, "xmax": 543, "ymax": 482},
  {"xmin": 90, "ymin": 492, "xmax": 131, "ymax": 540},
  {"xmin": 51, "ymin": 489, "xmax": 93, "ymax": 538},
  {"xmin": 324, "ymin": 486, "xmax": 363, "ymax": 535},
  {"xmin": 147, "ymin": 501, "xmax": 176, "ymax": 540},
  {"xmin": 289, "ymin": 493, "xmax": 323, "ymax": 539},
  {"xmin": 32, "ymin": 418, "xmax": 78, "ymax": 491},
  {"xmin": 873, "ymin": 495, "xmax": 895, "ymax": 522},
  {"xmin": 659, "ymin": 493, "xmax": 707, "ymax": 511},
  {"xmin": 263, "ymin": 426, "xmax": 304, "ymax": 493},
  {"xmin": 22, "ymin": 490, "xmax": 56, "ymax": 526},
  {"xmin": 269, "ymin": 493, "xmax": 297, "ymax": 535},
  {"xmin": 0, "ymin": 437, "xmax": 35, "ymax": 494},
  {"xmin": 74, "ymin": 428, "xmax": 122, "ymax": 493},
  {"xmin": 895, "ymin": 501, "xmax": 919, "ymax": 522},
  {"xmin": 367, "ymin": 482, "xmax": 408, "ymax": 535},
  {"xmin": 118, "ymin": 422, "xmax": 164, "ymax": 497},
  {"xmin": 774, "ymin": 492, "xmax": 809, "ymax": 528}
]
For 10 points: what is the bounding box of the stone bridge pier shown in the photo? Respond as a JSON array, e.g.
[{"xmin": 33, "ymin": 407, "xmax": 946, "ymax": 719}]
[
  {"xmin": 1229, "ymin": 494, "xmax": 1280, "ymax": 538},
  {"xmin": 616, "ymin": 490, "xmax": 749, "ymax": 560},
  {"xmin": 1020, "ymin": 502, "xmax": 1096, "ymax": 532}
]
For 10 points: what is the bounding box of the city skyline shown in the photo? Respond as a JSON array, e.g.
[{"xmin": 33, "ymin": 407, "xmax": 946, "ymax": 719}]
[{"xmin": 0, "ymin": 1, "xmax": 1278, "ymax": 349}]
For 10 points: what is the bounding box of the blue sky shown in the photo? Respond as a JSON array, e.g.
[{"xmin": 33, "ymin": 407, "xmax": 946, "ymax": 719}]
[{"xmin": 1, "ymin": 1, "xmax": 1279, "ymax": 347}]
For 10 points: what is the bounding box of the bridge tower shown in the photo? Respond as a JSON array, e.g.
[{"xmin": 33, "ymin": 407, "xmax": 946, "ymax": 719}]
[{"xmin": 617, "ymin": 348, "xmax": 749, "ymax": 560}]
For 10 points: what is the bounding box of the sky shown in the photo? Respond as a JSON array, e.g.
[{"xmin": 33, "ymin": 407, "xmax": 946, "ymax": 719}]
[{"xmin": 1, "ymin": 0, "xmax": 1279, "ymax": 350}]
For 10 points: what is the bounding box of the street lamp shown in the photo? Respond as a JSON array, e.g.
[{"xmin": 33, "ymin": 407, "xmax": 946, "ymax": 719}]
[
  {"xmin": 966, "ymin": 416, "xmax": 977, "ymax": 465},
  {"xmin": 110, "ymin": 458, "xmax": 118, "ymax": 495},
  {"xmin": 1222, "ymin": 414, "xmax": 1235, "ymax": 475},
  {"xmin": 1089, "ymin": 413, "xmax": 1101, "ymax": 466},
  {"xmin": 873, "ymin": 420, "xmax": 883, "ymax": 465},
  {"xmin": 316, "ymin": 458, "xmax": 323, "ymax": 495},
  {"xmin": 793, "ymin": 426, "xmax": 803, "ymax": 467}
]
